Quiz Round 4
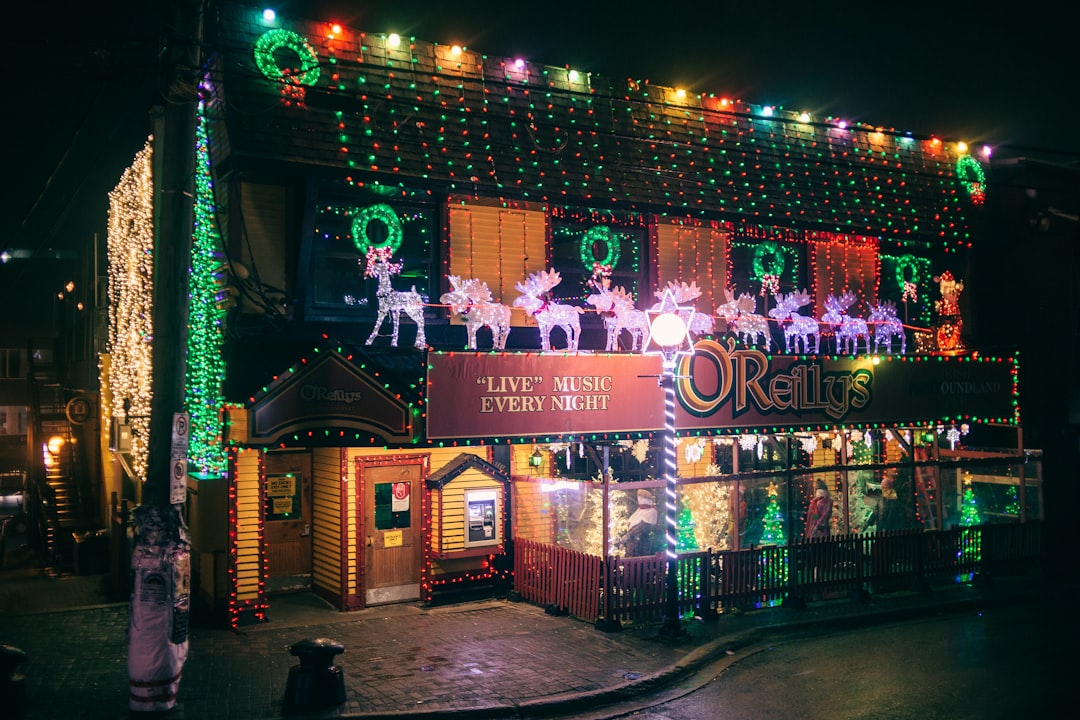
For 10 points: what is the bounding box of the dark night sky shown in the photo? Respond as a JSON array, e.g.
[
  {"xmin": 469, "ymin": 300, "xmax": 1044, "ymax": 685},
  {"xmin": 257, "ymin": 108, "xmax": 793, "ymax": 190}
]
[{"xmin": 3, "ymin": 0, "xmax": 1079, "ymax": 331}]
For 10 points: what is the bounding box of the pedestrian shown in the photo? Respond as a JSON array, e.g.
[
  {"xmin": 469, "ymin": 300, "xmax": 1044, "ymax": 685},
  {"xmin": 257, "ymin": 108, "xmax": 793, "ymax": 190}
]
[{"xmin": 804, "ymin": 481, "xmax": 833, "ymax": 539}]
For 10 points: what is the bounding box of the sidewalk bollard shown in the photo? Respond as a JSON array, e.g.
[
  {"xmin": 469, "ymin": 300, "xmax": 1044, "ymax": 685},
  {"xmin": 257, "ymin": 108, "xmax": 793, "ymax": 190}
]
[
  {"xmin": 0, "ymin": 643, "xmax": 28, "ymax": 718},
  {"xmin": 284, "ymin": 637, "xmax": 346, "ymax": 709}
]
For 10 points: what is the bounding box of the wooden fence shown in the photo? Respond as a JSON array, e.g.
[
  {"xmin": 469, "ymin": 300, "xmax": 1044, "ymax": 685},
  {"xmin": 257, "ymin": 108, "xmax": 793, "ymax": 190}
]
[{"xmin": 514, "ymin": 522, "xmax": 1043, "ymax": 625}]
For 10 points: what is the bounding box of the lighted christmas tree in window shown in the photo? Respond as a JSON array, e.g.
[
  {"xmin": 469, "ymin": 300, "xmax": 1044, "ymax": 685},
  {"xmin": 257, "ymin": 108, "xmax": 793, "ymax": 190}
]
[
  {"xmin": 959, "ymin": 474, "xmax": 982, "ymax": 527},
  {"xmin": 673, "ymin": 499, "xmax": 703, "ymax": 615},
  {"xmin": 958, "ymin": 473, "xmax": 982, "ymax": 566},
  {"xmin": 1004, "ymin": 484, "xmax": 1020, "ymax": 518},
  {"xmin": 676, "ymin": 501, "xmax": 697, "ymax": 551},
  {"xmin": 758, "ymin": 482, "xmax": 789, "ymax": 604},
  {"xmin": 760, "ymin": 482, "xmax": 788, "ymax": 546}
]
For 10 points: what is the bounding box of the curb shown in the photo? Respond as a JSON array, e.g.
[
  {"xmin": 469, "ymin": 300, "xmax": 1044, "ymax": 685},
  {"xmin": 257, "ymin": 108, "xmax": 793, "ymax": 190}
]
[{"xmin": 338, "ymin": 577, "xmax": 1042, "ymax": 720}]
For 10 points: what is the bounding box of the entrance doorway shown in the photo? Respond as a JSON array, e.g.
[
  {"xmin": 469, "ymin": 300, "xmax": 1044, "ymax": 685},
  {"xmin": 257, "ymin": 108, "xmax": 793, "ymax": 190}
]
[
  {"xmin": 264, "ymin": 450, "xmax": 312, "ymax": 593},
  {"xmin": 358, "ymin": 456, "xmax": 423, "ymax": 605}
]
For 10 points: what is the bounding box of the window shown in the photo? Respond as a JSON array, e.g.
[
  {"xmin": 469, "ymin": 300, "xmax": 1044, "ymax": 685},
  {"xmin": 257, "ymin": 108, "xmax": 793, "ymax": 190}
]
[
  {"xmin": 373, "ymin": 481, "xmax": 411, "ymax": 530},
  {"xmin": 446, "ymin": 196, "xmax": 547, "ymax": 325},
  {"xmin": 307, "ymin": 190, "xmax": 436, "ymax": 320}
]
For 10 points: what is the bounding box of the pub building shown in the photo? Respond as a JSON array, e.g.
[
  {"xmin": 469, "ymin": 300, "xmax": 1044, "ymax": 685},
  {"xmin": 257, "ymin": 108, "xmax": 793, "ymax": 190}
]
[{"xmin": 100, "ymin": 3, "xmax": 1039, "ymax": 627}]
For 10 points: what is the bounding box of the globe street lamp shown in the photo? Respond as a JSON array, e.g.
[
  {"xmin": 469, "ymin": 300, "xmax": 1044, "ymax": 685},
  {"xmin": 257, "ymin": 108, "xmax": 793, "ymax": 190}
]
[{"xmin": 644, "ymin": 288, "xmax": 695, "ymax": 638}]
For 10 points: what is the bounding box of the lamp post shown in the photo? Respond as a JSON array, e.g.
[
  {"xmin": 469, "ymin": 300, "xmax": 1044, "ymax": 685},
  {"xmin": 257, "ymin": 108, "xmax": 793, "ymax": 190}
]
[{"xmin": 644, "ymin": 289, "xmax": 694, "ymax": 639}]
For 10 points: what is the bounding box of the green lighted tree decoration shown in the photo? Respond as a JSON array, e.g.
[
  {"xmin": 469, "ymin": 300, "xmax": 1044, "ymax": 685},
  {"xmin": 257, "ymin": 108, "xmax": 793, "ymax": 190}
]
[
  {"xmin": 676, "ymin": 501, "xmax": 697, "ymax": 551},
  {"xmin": 185, "ymin": 100, "xmax": 228, "ymax": 475},
  {"xmin": 1004, "ymin": 484, "xmax": 1021, "ymax": 518},
  {"xmin": 958, "ymin": 473, "xmax": 982, "ymax": 565},
  {"xmin": 959, "ymin": 475, "xmax": 982, "ymax": 527},
  {"xmin": 758, "ymin": 482, "xmax": 789, "ymax": 602},
  {"xmin": 760, "ymin": 482, "xmax": 788, "ymax": 546}
]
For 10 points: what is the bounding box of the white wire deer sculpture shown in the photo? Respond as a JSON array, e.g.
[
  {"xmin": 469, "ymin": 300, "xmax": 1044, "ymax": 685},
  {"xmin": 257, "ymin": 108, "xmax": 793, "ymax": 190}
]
[
  {"xmin": 768, "ymin": 289, "xmax": 820, "ymax": 354},
  {"xmin": 440, "ymin": 275, "xmax": 511, "ymax": 350},
  {"xmin": 716, "ymin": 287, "xmax": 771, "ymax": 350},
  {"xmin": 586, "ymin": 281, "xmax": 649, "ymax": 351},
  {"xmin": 363, "ymin": 246, "xmax": 426, "ymax": 348},
  {"xmin": 868, "ymin": 299, "xmax": 906, "ymax": 354},
  {"xmin": 513, "ymin": 268, "xmax": 583, "ymax": 351},
  {"xmin": 650, "ymin": 281, "xmax": 715, "ymax": 339},
  {"xmin": 823, "ymin": 291, "xmax": 870, "ymax": 355}
]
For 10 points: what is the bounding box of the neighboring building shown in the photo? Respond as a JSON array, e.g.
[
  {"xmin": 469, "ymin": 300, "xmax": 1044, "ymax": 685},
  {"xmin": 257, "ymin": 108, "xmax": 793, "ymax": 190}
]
[{"xmin": 100, "ymin": 3, "xmax": 1040, "ymax": 626}]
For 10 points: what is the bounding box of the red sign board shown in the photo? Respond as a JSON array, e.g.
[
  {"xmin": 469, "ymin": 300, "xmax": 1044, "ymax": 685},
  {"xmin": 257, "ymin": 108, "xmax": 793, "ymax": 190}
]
[
  {"xmin": 674, "ymin": 339, "xmax": 1018, "ymax": 431},
  {"xmin": 425, "ymin": 343, "xmax": 1019, "ymax": 440},
  {"xmin": 426, "ymin": 352, "xmax": 665, "ymax": 438}
]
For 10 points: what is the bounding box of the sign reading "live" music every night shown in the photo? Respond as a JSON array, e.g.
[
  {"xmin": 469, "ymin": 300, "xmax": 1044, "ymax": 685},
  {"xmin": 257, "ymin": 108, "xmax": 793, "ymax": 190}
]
[
  {"xmin": 424, "ymin": 342, "xmax": 1019, "ymax": 440},
  {"xmin": 426, "ymin": 352, "xmax": 665, "ymax": 438}
]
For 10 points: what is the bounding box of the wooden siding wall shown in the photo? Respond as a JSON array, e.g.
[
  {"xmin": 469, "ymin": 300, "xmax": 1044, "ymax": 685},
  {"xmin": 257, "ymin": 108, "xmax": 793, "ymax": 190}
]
[
  {"xmin": 432, "ymin": 469, "xmax": 503, "ymax": 556},
  {"xmin": 511, "ymin": 477, "xmax": 555, "ymax": 544},
  {"xmin": 677, "ymin": 438, "xmax": 713, "ymax": 478},
  {"xmin": 446, "ymin": 197, "xmax": 548, "ymax": 326},
  {"xmin": 232, "ymin": 449, "xmax": 265, "ymax": 614},
  {"xmin": 311, "ymin": 447, "xmax": 344, "ymax": 601},
  {"xmin": 655, "ymin": 220, "xmax": 728, "ymax": 319},
  {"xmin": 812, "ymin": 240, "xmax": 881, "ymax": 318}
]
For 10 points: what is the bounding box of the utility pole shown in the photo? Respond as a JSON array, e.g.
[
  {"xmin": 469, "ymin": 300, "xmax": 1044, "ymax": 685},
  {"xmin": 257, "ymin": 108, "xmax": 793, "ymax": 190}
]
[
  {"xmin": 127, "ymin": 0, "xmax": 202, "ymax": 712},
  {"xmin": 146, "ymin": 0, "xmax": 201, "ymax": 506}
]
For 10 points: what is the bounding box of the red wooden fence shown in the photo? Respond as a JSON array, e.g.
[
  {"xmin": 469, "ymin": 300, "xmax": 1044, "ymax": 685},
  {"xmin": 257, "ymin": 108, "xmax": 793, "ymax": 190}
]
[{"xmin": 513, "ymin": 522, "xmax": 1042, "ymax": 626}]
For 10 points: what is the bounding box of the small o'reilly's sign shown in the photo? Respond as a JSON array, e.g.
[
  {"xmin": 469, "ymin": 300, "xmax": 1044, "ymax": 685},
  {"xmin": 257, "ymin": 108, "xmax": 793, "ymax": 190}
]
[{"xmin": 250, "ymin": 351, "xmax": 414, "ymax": 445}]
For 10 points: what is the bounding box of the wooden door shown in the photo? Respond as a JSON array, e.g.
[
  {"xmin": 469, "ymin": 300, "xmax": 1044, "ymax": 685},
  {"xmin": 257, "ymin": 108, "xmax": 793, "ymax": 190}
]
[
  {"xmin": 360, "ymin": 458, "xmax": 423, "ymax": 605},
  {"xmin": 263, "ymin": 450, "xmax": 312, "ymax": 592}
]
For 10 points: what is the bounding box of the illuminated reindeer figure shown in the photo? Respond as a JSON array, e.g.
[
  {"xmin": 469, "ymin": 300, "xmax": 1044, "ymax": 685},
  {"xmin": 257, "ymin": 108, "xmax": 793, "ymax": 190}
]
[
  {"xmin": 824, "ymin": 291, "xmax": 870, "ymax": 355},
  {"xmin": 363, "ymin": 246, "xmax": 426, "ymax": 348},
  {"xmin": 651, "ymin": 280, "xmax": 715, "ymax": 339},
  {"xmin": 769, "ymin": 289, "xmax": 820, "ymax": 354},
  {"xmin": 440, "ymin": 275, "xmax": 511, "ymax": 350},
  {"xmin": 868, "ymin": 299, "xmax": 906, "ymax": 354},
  {"xmin": 716, "ymin": 287, "xmax": 771, "ymax": 350},
  {"xmin": 513, "ymin": 268, "xmax": 583, "ymax": 351},
  {"xmin": 586, "ymin": 281, "xmax": 649, "ymax": 351}
]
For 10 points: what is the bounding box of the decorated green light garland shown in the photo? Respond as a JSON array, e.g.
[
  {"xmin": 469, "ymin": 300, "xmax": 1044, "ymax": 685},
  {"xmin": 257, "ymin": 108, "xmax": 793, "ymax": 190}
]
[
  {"xmin": 751, "ymin": 241, "xmax": 786, "ymax": 280},
  {"xmin": 955, "ymin": 155, "xmax": 986, "ymax": 205},
  {"xmin": 245, "ymin": 16, "xmax": 979, "ymax": 252},
  {"xmin": 254, "ymin": 28, "xmax": 321, "ymax": 86},
  {"xmin": 185, "ymin": 100, "xmax": 228, "ymax": 475},
  {"xmin": 579, "ymin": 225, "xmax": 621, "ymax": 271},
  {"xmin": 351, "ymin": 203, "xmax": 403, "ymax": 255}
]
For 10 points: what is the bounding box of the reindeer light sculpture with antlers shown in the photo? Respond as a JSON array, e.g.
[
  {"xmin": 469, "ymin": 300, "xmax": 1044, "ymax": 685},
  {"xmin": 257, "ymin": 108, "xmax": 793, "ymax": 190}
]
[
  {"xmin": 363, "ymin": 246, "xmax": 426, "ymax": 348},
  {"xmin": 824, "ymin": 291, "xmax": 870, "ymax": 355},
  {"xmin": 586, "ymin": 280, "xmax": 648, "ymax": 351},
  {"xmin": 769, "ymin": 289, "xmax": 820, "ymax": 354},
  {"xmin": 868, "ymin": 299, "xmax": 906, "ymax": 354},
  {"xmin": 513, "ymin": 268, "xmax": 583, "ymax": 351},
  {"xmin": 716, "ymin": 287, "xmax": 771, "ymax": 350},
  {"xmin": 651, "ymin": 281, "xmax": 715, "ymax": 339},
  {"xmin": 441, "ymin": 275, "xmax": 511, "ymax": 350}
]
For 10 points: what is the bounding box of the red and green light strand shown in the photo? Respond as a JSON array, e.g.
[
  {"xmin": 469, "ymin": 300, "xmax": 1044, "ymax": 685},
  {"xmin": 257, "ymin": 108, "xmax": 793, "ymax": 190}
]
[
  {"xmin": 247, "ymin": 14, "xmax": 977, "ymax": 251},
  {"xmin": 185, "ymin": 100, "xmax": 228, "ymax": 475}
]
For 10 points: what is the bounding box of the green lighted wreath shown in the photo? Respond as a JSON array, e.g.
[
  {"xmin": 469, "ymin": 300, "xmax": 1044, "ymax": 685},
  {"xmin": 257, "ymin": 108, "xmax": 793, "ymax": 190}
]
[
  {"xmin": 254, "ymin": 29, "xmax": 321, "ymax": 86},
  {"xmin": 956, "ymin": 155, "xmax": 987, "ymax": 204},
  {"xmin": 579, "ymin": 226, "xmax": 621, "ymax": 271},
  {"xmin": 893, "ymin": 254, "xmax": 920, "ymax": 293},
  {"xmin": 751, "ymin": 241, "xmax": 785, "ymax": 280},
  {"xmin": 352, "ymin": 203, "xmax": 403, "ymax": 255}
]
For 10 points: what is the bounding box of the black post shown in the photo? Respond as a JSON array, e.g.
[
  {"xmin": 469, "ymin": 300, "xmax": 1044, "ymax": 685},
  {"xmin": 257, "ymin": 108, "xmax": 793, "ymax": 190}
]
[{"xmin": 145, "ymin": 0, "xmax": 201, "ymax": 506}]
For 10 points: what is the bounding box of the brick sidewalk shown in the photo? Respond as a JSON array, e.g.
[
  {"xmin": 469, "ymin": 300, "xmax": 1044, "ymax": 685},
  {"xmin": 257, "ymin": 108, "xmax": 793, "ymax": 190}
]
[{"xmin": 0, "ymin": 570, "xmax": 1043, "ymax": 720}]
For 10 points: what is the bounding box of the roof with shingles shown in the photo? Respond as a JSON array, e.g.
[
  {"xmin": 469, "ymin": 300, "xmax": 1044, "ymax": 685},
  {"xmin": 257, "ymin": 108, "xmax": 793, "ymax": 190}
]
[{"xmin": 207, "ymin": 3, "xmax": 979, "ymax": 249}]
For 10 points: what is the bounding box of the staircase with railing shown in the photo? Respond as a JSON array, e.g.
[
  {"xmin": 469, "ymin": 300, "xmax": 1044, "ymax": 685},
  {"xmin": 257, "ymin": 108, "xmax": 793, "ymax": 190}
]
[{"xmin": 25, "ymin": 360, "xmax": 96, "ymax": 569}]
